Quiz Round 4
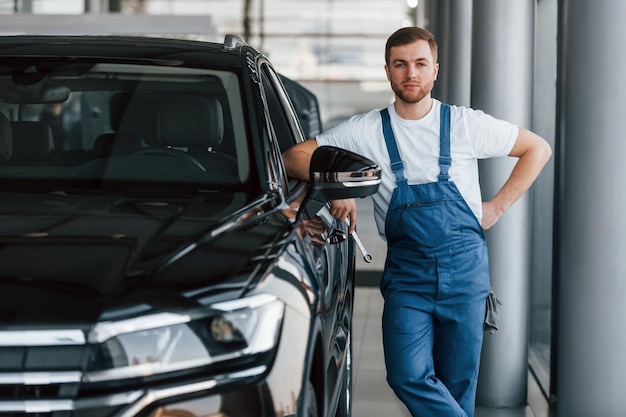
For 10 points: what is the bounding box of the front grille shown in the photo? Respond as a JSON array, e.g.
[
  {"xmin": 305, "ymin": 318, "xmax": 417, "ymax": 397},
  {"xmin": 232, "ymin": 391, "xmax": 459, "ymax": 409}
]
[
  {"xmin": 0, "ymin": 381, "xmax": 79, "ymax": 399},
  {"xmin": 0, "ymin": 369, "xmax": 81, "ymax": 399},
  {"xmin": 0, "ymin": 346, "xmax": 86, "ymax": 372},
  {"xmin": 0, "ymin": 331, "xmax": 88, "ymax": 415}
]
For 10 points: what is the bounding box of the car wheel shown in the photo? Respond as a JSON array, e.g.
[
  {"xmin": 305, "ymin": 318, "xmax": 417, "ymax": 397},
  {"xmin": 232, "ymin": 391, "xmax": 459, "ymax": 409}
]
[
  {"xmin": 305, "ymin": 379, "xmax": 318, "ymax": 417},
  {"xmin": 335, "ymin": 332, "xmax": 353, "ymax": 417}
]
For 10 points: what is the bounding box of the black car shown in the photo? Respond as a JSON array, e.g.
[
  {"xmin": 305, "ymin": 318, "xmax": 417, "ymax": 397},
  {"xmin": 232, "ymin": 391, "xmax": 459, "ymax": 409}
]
[{"xmin": 0, "ymin": 35, "xmax": 381, "ymax": 417}]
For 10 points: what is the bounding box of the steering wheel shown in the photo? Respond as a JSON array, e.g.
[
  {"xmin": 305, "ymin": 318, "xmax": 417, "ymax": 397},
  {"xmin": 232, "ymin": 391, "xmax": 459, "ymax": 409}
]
[{"xmin": 130, "ymin": 148, "xmax": 206, "ymax": 172}]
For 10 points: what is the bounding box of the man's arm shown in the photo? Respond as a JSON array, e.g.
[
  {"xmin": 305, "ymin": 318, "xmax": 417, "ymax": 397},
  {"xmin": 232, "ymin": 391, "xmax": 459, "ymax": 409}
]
[
  {"xmin": 282, "ymin": 138, "xmax": 319, "ymax": 180},
  {"xmin": 481, "ymin": 127, "xmax": 552, "ymax": 230},
  {"xmin": 283, "ymin": 139, "xmax": 358, "ymax": 233}
]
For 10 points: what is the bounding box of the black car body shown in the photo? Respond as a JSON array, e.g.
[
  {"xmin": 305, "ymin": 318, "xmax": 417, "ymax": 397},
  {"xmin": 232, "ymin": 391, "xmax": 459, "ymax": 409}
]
[{"xmin": 0, "ymin": 35, "xmax": 380, "ymax": 417}]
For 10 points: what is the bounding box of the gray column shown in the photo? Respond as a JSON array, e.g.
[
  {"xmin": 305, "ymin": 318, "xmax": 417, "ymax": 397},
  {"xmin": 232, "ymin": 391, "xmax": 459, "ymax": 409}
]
[
  {"xmin": 446, "ymin": 0, "xmax": 472, "ymax": 107},
  {"xmin": 430, "ymin": 0, "xmax": 472, "ymax": 107},
  {"xmin": 415, "ymin": 0, "xmax": 427, "ymax": 28},
  {"xmin": 424, "ymin": 0, "xmax": 438, "ymax": 32},
  {"xmin": 529, "ymin": 0, "xmax": 557, "ymax": 398},
  {"xmin": 21, "ymin": 0, "xmax": 33, "ymax": 13},
  {"xmin": 430, "ymin": 0, "xmax": 450, "ymax": 102},
  {"xmin": 85, "ymin": 0, "xmax": 102, "ymax": 13},
  {"xmin": 556, "ymin": 1, "xmax": 626, "ymax": 416},
  {"xmin": 471, "ymin": 0, "xmax": 536, "ymax": 408}
]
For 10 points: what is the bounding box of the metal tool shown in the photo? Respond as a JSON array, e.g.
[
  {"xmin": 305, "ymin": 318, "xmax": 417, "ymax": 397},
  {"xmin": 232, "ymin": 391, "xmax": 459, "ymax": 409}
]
[
  {"xmin": 352, "ymin": 231, "xmax": 373, "ymax": 263},
  {"xmin": 327, "ymin": 224, "xmax": 373, "ymax": 263},
  {"xmin": 340, "ymin": 218, "xmax": 373, "ymax": 263}
]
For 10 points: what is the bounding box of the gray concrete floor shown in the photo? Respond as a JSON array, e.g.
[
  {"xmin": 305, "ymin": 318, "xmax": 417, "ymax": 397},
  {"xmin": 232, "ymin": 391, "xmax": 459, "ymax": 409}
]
[{"xmin": 351, "ymin": 198, "xmax": 553, "ymax": 417}]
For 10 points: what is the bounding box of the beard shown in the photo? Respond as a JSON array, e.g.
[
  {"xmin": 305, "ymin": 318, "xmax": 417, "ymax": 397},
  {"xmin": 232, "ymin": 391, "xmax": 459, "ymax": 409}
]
[{"xmin": 390, "ymin": 79, "xmax": 433, "ymax": 104}]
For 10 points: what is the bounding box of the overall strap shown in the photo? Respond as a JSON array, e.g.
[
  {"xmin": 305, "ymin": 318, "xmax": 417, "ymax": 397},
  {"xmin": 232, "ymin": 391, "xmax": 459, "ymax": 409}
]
[
  {"xmin": 380, "ymin": 108, "xmax": 407, "ymax": 185},
  {"xmin": 438, "ymin": 103, "xmax": 452, "ymax": 181}
]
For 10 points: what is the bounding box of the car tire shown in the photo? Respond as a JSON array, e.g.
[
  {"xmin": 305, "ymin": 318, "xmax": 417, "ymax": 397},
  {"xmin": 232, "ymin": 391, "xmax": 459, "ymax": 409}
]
[
  {"xmin": 335, "ymin": 332, "xmax": 353, "ymax": 417},
  {"xmin": 305, "ymin": 379, "xmax": 318, "ymax": 417}
]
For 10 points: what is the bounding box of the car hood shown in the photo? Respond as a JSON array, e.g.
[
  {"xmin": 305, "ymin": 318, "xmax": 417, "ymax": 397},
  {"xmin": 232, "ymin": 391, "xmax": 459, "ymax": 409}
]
[{"xmin": 0, "ymin": 189, "xmax": 287, "ymax": 325}]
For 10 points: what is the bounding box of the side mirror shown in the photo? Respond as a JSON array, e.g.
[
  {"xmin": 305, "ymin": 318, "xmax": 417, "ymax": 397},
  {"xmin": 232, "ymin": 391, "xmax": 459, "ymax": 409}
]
[{"xmin": 299, "ymin": 146, "xmax": 381, "ymax": 220}]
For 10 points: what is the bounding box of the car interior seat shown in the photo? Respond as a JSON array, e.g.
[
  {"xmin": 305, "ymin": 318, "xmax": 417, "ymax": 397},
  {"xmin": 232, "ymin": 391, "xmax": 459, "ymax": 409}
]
[
  {"xmin": 0, "ymin": 113, "xmax": 12, "ymax": 162},
  {"xmin": 11, "ymin": 121, "xmax": 53, "ymax": 161},
  {"xmin": 155, "ymin": 95, "xmax": 238, "ymax": 176},
  {"xmin": 93, "ymin": 132, "xmax": 143, "ymax": 158},
  {"xmin": 93, "ymin": 92, "xmax": 144, "ymax": 158}
]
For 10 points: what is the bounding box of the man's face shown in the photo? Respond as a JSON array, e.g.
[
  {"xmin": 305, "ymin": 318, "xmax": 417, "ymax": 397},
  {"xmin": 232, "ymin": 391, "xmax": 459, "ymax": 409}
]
[{"xmin": 385, "ymin": 40, "xmax": 439, "ymax": 104}]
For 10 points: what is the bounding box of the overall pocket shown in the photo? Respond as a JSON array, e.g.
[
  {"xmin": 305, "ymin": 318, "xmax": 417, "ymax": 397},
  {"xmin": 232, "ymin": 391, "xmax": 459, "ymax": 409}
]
[{"xmin": 393, "ymin": 199, "xmax": 458, "ymax": 250}]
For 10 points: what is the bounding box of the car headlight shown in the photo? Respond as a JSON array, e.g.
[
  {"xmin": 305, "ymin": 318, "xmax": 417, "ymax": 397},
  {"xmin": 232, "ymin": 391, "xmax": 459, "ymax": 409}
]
[{"xmin": 84, "ymin": 293, "xmax": 284, "ymax": 383}]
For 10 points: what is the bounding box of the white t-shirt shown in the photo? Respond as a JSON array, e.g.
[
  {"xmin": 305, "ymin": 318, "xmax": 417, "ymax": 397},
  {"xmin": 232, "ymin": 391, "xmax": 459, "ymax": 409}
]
[{"xmin": 315, "ymin": 99, "xmax": 518, "ymax": 239}]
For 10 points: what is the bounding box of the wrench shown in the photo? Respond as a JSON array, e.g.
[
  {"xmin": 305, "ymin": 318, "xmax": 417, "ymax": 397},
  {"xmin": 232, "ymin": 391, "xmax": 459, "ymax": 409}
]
[
  {"xmin": 327, "ymin": 228, "xmax": 373, "ymax": 263},
  {"xmin": 342, "ymin": 218, "xmax": 373, "ymax": 263},
  {"xmin": 352, "ymin": 231, "xmax": 373, "ymax": 263}
]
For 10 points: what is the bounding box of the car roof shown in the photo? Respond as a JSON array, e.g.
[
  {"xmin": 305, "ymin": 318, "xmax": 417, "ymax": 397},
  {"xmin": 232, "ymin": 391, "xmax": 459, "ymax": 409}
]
[{"xmin": 0, "ymin": 35, "xmax": 250, "ymax": 68}]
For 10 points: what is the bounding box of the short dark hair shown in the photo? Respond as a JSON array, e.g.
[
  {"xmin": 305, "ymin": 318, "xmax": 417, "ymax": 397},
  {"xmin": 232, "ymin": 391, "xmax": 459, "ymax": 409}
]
[{"xmin": 385, "ymin": 27, "xmax": 438, "ymax": 65}]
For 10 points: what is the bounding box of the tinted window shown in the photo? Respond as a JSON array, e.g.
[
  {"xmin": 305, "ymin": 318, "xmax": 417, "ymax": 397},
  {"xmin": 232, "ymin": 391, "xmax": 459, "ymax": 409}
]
[
  {"xmin": 0, "ymin": 62, "xmax": 250, "ymax": 189},
  {"xmin": 259, "ymin": 64, "xmax": 304, "ymax": 154}
]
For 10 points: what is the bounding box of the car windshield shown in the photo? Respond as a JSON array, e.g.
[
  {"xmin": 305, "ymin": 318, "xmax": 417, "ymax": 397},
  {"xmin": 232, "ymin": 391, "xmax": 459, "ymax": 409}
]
[{"xmin": 0, "ymin": 59, "xmax": 250, "ymax": 192}]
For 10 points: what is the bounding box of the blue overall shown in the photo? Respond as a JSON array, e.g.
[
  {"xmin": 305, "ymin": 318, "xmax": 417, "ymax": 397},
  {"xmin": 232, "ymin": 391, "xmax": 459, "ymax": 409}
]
[{"xmin": 379, "ymin": 104, "xmax": 490, "ymax": 417}]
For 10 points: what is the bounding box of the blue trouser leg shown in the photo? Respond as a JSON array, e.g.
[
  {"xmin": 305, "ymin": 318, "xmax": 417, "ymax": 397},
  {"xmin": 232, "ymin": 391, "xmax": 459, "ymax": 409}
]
[
  {"xmin": 382, "ymin": 293, "xmax": 467, "ymax": 417},
  {"xmin": 381, "ymin": 245, "xmax": 489, "ymax": 417},
  {"xmin": 433, "ymin": 247, "xmax": 489, "ymax": 415}
]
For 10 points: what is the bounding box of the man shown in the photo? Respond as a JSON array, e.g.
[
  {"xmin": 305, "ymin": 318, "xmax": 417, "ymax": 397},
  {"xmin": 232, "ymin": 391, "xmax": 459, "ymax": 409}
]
[{"xmin": 283, "ymin": 27, "xmax": 551, "ymax": 417}]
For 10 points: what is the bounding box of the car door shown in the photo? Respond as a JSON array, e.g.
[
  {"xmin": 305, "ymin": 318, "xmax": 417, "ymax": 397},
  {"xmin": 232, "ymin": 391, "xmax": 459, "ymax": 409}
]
[{"xmin": 259, "ymin": 63, "xmax": 351, "ymax": 413}]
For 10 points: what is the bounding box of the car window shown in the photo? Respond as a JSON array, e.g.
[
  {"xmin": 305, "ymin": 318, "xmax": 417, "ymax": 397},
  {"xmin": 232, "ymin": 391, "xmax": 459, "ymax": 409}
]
[
  {"xmin": 259, "ymin": 64, "xmax": 305, "ymax": 154},
  {"xmin": 0, "ymin": 61, "xmax": 251, "ymax": 191},
  {"xmin": 279, "ymin": 74, "xmax": 322, "ymax": 139},
  {"xmin": 258, "ymin": 64, "xmax": 308, "ymax": 194}
]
